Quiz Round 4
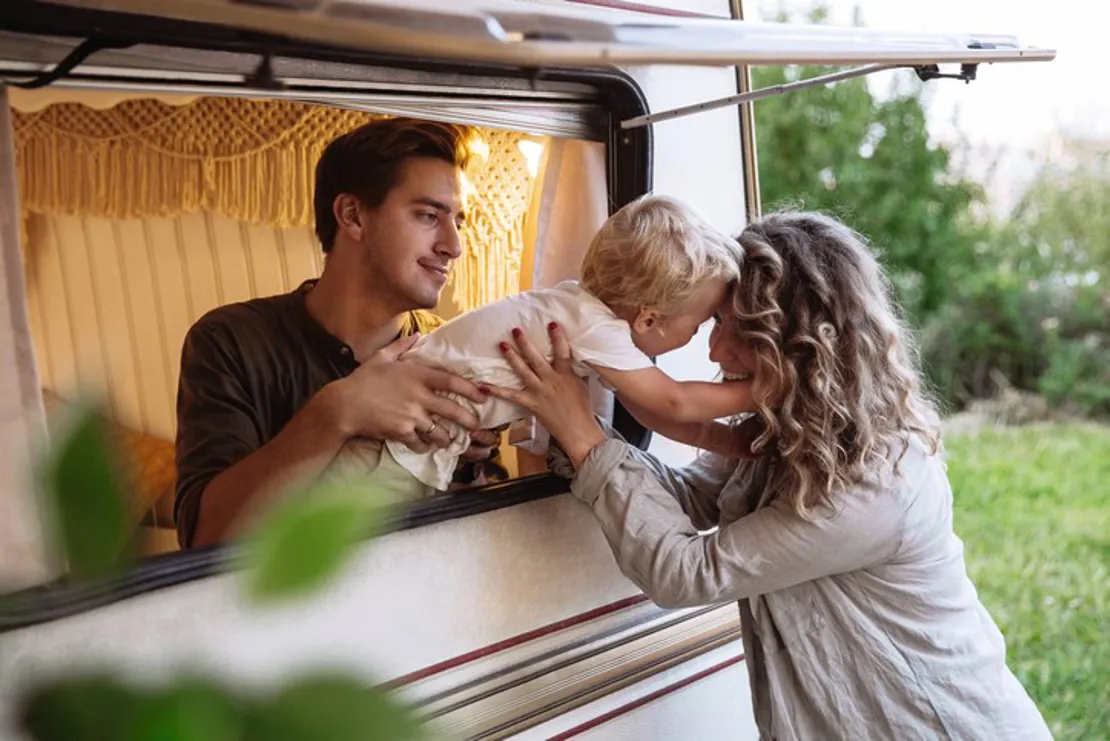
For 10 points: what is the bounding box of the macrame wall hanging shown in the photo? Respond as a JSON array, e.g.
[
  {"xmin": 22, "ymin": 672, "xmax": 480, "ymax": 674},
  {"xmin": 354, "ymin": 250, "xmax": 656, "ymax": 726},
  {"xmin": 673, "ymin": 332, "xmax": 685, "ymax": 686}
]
[{"xmin": 11, "ymin": 96, "xmax": 535, "ymax": 311}]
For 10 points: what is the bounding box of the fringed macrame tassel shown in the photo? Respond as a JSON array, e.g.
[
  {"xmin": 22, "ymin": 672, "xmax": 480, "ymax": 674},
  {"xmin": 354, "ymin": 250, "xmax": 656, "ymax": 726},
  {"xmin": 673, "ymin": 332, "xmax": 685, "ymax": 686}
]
[{"xmin": 12, "ymin": 97, "xmax": 534, "ymax": 312}]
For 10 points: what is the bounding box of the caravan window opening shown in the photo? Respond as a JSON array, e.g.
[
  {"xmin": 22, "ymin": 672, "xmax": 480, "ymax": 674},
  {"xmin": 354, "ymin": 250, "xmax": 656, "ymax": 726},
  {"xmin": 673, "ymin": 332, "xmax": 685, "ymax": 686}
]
[{"xmin": 0, "ymin": 10, "xmax": 653, "ymax": 627}]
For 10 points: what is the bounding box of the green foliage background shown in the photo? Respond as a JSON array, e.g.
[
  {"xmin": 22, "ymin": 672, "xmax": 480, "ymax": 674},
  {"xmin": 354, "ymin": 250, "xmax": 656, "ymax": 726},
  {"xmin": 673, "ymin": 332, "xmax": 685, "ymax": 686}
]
[{"xmin": 751, "ymin": 5, "xmax": 1110, "ymax": 417}]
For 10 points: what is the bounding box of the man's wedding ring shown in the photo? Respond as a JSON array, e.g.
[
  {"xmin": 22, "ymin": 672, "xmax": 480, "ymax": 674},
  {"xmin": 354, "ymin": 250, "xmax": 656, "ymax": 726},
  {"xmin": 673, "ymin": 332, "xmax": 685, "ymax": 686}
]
[{"xmin": 424, "ymin": 420, "xmax": 438, "ymax": 436}]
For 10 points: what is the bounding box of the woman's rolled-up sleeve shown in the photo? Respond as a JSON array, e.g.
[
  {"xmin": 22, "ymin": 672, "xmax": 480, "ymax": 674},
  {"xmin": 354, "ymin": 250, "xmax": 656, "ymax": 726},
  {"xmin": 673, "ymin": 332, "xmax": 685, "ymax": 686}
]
[
  {"xmin": 571, "ymin": 439, "xmax": 906, "ymax": 608},
  {"xmin": 621, "ymin": 446, "xmax": 732, "ymax": 531}
]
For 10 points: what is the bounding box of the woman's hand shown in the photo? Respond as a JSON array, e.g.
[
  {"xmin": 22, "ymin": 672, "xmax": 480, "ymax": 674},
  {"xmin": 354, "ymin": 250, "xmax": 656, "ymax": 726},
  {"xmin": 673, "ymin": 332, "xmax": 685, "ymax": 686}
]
[{"xmin": 483, "ymin": 323, "xmax": 607, "ymax": 470}]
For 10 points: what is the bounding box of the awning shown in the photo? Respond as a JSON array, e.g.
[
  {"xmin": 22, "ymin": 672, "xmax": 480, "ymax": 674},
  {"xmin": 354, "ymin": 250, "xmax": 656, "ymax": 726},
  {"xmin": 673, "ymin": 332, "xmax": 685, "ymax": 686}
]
[{"xmin": 51, "ymin": 0, "xmax": 1056, "ymax": 68}]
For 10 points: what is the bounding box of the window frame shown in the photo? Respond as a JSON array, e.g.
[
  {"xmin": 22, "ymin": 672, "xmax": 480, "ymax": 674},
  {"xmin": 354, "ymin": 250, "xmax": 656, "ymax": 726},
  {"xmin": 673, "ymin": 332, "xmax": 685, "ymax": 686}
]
[{"xmin": 0, "ymin": 3, "xmax": 653, "ymax": 629}]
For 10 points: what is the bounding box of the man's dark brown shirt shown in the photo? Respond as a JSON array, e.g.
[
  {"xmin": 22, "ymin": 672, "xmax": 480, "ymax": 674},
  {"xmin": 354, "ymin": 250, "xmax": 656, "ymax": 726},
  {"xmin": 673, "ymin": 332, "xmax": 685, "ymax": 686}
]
[
  {"xmin": 173, "ymin": 280, "xmax": 362, "ymax": 547},
  {"xmin": 175, "ymin": 279, "xmax": 508, "ymax": 548}
]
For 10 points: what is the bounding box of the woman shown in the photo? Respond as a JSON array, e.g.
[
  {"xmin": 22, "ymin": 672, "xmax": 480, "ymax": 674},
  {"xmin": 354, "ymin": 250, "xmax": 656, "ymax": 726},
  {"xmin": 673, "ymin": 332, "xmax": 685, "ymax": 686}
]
[{"xmin": 486, "ymin": 211, "xmax": 1051, "ymax": 740}]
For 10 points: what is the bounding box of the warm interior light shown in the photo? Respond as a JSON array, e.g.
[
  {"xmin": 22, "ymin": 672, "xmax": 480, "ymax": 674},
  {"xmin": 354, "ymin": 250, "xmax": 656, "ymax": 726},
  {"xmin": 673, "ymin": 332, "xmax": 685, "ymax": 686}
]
[
  {"xmin": 467, "ymin": 132, "xmax": 490, "ymax": 163},
  {"xmin": 517, "ymin": 139, "xmax": 544, "ymax": 179}
]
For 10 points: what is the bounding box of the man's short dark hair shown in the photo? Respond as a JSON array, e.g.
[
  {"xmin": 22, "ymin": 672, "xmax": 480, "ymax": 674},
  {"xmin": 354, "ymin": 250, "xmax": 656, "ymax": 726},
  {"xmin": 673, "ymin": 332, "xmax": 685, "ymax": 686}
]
[{"xmin": 313, "ymin": 117, "xmax": 474, "ymax": 254}]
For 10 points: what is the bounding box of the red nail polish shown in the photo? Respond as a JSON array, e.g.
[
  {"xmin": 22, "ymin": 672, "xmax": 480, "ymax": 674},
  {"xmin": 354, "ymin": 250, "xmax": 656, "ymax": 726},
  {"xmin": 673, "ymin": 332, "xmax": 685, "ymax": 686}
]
[
  {"xmin": 512, "ymin": 327, "xmax": 522, "ymax": 337},
  {"xmin": 499, "ymin": 342, "xmax": 510, "ymax": 352},
  {"xmin": 548, "ymin": 321, "xmax": 558, "ymax": 330}
]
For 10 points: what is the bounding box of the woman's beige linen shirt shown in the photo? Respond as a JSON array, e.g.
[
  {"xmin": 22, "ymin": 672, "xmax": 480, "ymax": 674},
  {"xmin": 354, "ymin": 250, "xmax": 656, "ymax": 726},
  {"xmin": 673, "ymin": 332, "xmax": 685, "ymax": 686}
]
[{"xmin": 561, "ymin": 431, "xmax": 1051, "ymax": 741}]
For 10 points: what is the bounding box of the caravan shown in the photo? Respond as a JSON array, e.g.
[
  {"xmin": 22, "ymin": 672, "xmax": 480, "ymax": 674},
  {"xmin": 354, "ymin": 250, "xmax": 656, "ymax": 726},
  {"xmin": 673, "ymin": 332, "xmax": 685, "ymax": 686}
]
[{"xmin": 0, "ymin": 1, "xmax": 1053, "ymax": 738}]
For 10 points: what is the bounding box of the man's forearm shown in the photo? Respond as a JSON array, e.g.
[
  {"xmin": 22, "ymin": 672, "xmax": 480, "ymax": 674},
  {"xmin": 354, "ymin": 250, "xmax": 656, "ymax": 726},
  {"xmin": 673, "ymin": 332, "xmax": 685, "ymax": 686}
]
[{"xmin": 191, "ymin": 387, "xmax": 349, "ymax": 547}]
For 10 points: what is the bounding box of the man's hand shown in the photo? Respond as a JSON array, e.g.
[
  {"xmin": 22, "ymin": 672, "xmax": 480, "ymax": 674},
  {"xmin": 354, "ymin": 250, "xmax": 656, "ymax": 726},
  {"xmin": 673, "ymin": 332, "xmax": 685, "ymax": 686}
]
[{"xmin": 325, "ymin": 334, "xmax": 489, "ymax": 452}]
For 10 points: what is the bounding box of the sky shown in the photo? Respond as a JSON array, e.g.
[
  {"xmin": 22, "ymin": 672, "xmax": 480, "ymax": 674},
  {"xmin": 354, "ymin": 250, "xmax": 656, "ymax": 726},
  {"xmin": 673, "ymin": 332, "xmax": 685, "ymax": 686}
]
[{"xmin": 750, "ymin": 0, "xmax": 1109, "ymax": 212}]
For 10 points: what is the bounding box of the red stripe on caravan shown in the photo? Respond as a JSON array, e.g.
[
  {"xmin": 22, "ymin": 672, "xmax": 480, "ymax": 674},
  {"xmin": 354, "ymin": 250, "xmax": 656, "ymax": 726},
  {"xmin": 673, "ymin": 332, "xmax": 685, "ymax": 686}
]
[
  {"xmin": 385, "ymin": 595, "xmax": 651, "ymax": 688},
  {"xmin": 564, "ymin": 0, "xmax": 718, "ymax": 19},
  {"xmin": 546, "ymin": 654, "xmax": 746, "ymax": 740}
]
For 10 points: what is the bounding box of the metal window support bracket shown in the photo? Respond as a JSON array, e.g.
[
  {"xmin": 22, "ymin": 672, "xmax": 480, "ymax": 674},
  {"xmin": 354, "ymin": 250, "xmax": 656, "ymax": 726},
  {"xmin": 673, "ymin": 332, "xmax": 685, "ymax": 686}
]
[
  {"xmin": 620, "ymin": 61, "xmax": 979, "ymax": 129},
  {"xmin": 1, "ymin": 37, "xmax": 136, "ymax": 89}
]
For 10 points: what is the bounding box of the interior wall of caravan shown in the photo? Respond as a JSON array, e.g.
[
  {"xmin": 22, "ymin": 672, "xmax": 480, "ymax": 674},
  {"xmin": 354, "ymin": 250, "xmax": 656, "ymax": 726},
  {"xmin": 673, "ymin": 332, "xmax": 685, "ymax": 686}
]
[{"xmin": 8, "ymin": 88, "xmax": 610, "ymax": 555}]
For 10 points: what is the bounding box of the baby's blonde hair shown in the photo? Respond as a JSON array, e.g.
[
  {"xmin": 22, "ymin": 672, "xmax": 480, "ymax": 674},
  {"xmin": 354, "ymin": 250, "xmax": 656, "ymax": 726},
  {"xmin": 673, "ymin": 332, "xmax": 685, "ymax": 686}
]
[{"xmin": 580, "ymin": 194, "xmax": 742, "ymax": 315}]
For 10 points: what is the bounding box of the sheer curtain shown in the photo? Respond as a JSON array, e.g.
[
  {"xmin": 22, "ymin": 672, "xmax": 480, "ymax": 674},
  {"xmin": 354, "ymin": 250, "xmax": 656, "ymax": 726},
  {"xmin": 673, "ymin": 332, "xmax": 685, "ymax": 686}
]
[
  {"xmin": 520, "ymin": 137, "xmax": 609, "ymax": 293},
  {"xmin": 0, "ymin": 89, "xmax": 52, "ymax": 589},
  {"xmin": 513, "ymin": 137, "xmax": 612, "ymax": 473}
]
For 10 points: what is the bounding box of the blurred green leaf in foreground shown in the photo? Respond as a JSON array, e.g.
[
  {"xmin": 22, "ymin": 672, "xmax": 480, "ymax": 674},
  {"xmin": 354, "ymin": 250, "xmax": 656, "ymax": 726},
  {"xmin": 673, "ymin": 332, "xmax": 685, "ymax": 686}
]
[
  {"xmin": 18, "ymin": 399, "xmax": 421, "ymax": 741},
  {"xmin": 19, "ymin": 672, "xmax": 425, "ymax": 741}
]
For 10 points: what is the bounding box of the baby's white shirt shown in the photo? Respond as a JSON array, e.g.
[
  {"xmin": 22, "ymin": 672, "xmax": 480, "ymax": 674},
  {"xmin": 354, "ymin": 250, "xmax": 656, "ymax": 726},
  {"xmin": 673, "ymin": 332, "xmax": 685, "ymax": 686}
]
[{"xmin": 383, "ymin": 280, "xmax": 653, "ymax": 490}]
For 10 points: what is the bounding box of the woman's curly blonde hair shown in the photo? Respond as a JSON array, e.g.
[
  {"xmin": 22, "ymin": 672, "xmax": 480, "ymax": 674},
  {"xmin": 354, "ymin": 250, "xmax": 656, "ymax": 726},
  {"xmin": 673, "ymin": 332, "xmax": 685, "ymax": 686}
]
[{"xmin": 730, "ymin": 210, "xmax": 942, "ymax": 517}]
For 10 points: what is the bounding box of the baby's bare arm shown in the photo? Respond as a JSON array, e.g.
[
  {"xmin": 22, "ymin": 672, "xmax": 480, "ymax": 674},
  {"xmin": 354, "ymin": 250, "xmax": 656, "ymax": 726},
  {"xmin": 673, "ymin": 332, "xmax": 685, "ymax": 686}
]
[
  {"xmin": 617, "ymin": 392, "xmax": 759, "ymax": 459},
  {"xmin": 593, "ymin": 365, "xmax": 754, "ymax": 423},
  {"xmin": 615, "ymin": 390, "xmax": 708, "ymax": 448},
  {"xmin": 694, "ymin": 419, "xmax": 762, "ymax": 459}
]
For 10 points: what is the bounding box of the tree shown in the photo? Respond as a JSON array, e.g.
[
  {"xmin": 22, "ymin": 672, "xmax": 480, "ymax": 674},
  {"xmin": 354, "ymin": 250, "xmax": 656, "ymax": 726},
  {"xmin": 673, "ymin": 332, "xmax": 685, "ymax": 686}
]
[
  {"xmin": 995, "ymin": 136, "xmax": 1110, "ymax": 279},
  {"xmin": 749, "ymin": 6, "xmax": 988, "ymax": 319},
  {"xmin": 915, "ymin": 137, "xmax": 1110, "ymax": 413}
]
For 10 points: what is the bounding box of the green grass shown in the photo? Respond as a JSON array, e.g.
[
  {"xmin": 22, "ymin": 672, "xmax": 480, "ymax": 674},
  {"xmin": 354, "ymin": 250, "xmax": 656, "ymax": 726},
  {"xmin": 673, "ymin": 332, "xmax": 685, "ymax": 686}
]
[{"xmin": 945, "ymin": 421, "xmax": 1110, "ymax": 741}]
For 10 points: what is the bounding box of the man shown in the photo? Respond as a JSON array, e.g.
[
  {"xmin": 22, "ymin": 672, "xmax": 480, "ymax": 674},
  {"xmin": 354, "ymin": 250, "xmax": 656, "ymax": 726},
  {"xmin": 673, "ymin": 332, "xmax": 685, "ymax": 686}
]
[{"xmin": 173, "ymin": 117, "xmax": 496, "ymax": 549}]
